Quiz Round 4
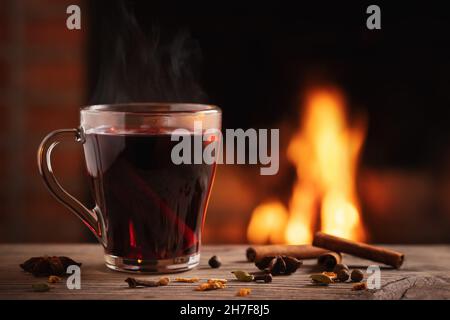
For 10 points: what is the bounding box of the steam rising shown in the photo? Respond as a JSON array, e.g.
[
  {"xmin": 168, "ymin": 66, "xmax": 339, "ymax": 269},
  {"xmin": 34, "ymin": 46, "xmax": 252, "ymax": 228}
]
[{"xmin": 90, "ymin": 1, "xmax": 206, "ymax": 104}]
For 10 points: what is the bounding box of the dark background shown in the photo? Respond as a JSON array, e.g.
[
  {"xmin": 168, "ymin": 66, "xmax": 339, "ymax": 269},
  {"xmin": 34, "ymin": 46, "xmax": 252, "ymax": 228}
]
[
  {"xmin": 88, "ymin": 1, "xmax": 450, "ymax": 170},
  {"xmin": 1, "ymin": 0, "xmax": 449, "ymax": 243}
]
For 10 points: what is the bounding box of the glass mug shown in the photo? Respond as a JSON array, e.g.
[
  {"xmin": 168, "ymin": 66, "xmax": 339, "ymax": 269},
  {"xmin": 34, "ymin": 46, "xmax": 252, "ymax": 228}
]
[{"xmin": 38, "ymin": 103, "xmax": 221, "ymax": 273}]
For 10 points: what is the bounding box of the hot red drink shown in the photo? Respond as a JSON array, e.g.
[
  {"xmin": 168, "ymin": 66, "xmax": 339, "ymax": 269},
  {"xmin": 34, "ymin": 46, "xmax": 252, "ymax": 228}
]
[
  {"xmin": 83, "ymin": 129, "xmax": 217, "ymax": 262},
  {"xmin": 38, "ymin": 103, "xmax": 221, "ymax": 272}
]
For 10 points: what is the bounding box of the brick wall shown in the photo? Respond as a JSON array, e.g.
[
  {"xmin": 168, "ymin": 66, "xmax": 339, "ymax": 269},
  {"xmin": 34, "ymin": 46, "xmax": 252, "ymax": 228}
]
[{"xmin": 0, "ymin": 0, "xmax": 89, "ymax": 242}]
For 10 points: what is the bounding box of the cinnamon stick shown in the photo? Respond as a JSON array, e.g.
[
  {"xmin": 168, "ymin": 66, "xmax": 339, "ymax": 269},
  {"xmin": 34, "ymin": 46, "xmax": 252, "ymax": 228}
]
[
  {"xmin": 312, "ymin": 232, "xmax": 405, "ymax": 269},
  {"xmin": 246, "ymin": 245, "xmax": 331, "ymax": 262},
  {"xmin": 317, "ymin": 252, "xmax": 342, "ymax": 271}
]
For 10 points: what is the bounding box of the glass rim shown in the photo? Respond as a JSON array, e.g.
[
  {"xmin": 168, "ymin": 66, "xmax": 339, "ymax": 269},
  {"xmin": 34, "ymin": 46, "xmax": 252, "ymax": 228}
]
[{"xmin": 81, "ymin": 102, "xmax": 221, "ymax": 116}]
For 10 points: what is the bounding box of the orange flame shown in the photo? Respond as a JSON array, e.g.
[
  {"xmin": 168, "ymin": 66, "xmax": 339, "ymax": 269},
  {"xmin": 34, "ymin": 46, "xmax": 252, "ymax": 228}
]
[
  {"xmin": 247, "ymin": 201, "xmax": 288, "ymax": 244},
  {"xmin": 247, "ymin": 87, "xmax": 366, "ymax": 244}
]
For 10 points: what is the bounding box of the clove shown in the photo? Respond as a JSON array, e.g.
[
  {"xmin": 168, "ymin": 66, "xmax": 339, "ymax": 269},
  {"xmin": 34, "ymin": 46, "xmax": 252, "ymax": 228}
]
[
  {"xmin": 125, "ymin": 277, "xmax": 159, "ymax": 288},
  {"xmin": 254, "ymin": 273, "xmax": 273, "ymax": 283}
]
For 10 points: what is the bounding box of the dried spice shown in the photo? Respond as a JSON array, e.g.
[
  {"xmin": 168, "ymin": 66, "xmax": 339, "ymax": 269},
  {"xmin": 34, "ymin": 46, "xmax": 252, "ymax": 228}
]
[
  {"xmin": 208, "ymin": 255, "xmax": 222, "ymax": 268},
  {"xmin": 255, "ymin": 255, "xmax": 302, "ymax": 275},
  {"xmin": 336, "ymin": 269, "xmax": 350, "ymax": 282},
  {"xmin": 313, "ymin": 232, "xmax": 404, "ymax": 269},
  {"xmin": 250, "ymin": 270, "xmax": 271, "ymax": 275},
  {"xmin": 352, "ymin": 282, "xmax": 367, "ymax": 291},
  {"xmin": 310, "ymin": 273, "xmax": 334, "ymax": 285},
  {"xmin": 195, "ymin": 281, "xmax": 226, "ymax": 291},
  {"xmin": 32, "ymin": 283, "xmax": 50, "ymax": 292},
  {"xmin": 317, "ymin": 252, "xmax": 342, "ymax": 271},
  {"xmin": 195, "ymin": 283, "xmax": 211, "ymax": 291},
  {"xmin": 20, "ymin": 256, "xmax": 82, "ymax": 277},
  {"xmin": 333, "ymin": 263, "xmax": 349, "ymax": 273},
  {"xmin": 254, "ymin": 273, "xmax": 272, "ymax": 283},
  {"xmin": 231, "ymin": 271, "xmax": 254, "ymax": 282},
  {"xmin": 322, "ymin": 272, "xmax": 337, "ymax": 280},
  {"xmin": 284, "ymin": 256, "xmax": 302, "ymax": 273},
  {"xmin": 158, "ymin": 277, "xmax": 170, "ymax": 286},
  {"xmin": 175, "ymin": 277, "xmax": 200, "ymax": 283},
  {"xmin": 207, "ymin": 279, "xmax": 227, "ymax": 284},
  {"xmin": 246, "ymin": 245, "xmax": 328, "ymax": 262},
  {"xmin": 48, "ymin": 275, "xmax": 62, "ymax": 283},
  {"xmin": 351, "ymin": 269, "xmax": 364, "ymax": 282},
  {"xmin": 274, "ymin": 257, "xmax": 287, "ymax": 274},
  {"xmin": 255, "ymin": 256, "xmax": 276, "ymax": 271},
  {"xmin": 125, "ymin": 278, "xmax": 159, "ymax": 288},
  {"xmin": 236, "ymin": 288, "xmax": 252, "ymax": 297}
]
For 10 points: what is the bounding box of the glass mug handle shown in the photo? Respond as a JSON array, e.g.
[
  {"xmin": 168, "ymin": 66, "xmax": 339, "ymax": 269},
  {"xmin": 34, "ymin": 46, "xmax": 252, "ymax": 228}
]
[{"xmin": 37, "ymin": 128, "xmax": 106, "ymax": 246}]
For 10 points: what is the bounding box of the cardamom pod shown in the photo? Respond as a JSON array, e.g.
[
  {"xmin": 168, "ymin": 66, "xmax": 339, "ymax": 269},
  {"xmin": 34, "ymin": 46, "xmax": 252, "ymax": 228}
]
[
  {"xmin": 231, "ymin": 270, "xmax": 254, "ymax": 282},
  {"xmin": 310, "ymin": 273, "xmax": 333, "ymax": 285},
  {"xmin": 322, "ymin": 271, "xmax": 337, "ymax": 280},
  {"xmin": 32, "ymin": 283, "xmax": 50, "ymax": 292}
]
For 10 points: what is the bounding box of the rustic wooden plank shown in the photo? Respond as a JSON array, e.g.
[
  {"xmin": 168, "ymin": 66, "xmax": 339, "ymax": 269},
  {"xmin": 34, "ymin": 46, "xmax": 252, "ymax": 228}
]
[{"xmin": 0, "ymin": 244, "xmax": 449, "ymax": 300}]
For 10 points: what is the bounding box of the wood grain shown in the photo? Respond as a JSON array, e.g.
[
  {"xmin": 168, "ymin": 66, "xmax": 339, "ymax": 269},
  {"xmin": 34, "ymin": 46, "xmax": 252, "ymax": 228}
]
[{"xmin": 0, "ymin": 244, "xmax": 449, "ymax": 300}]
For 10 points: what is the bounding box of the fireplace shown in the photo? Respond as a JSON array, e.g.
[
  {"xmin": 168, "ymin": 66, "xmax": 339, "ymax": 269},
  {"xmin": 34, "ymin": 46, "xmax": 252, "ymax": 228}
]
[{"xmin": 247, "ymin": 87, "xmax": 367, "ymax": 244}]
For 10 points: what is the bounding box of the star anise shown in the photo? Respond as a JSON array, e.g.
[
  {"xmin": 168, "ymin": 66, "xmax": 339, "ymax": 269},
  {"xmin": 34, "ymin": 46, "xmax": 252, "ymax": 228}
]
[
  {"xmin": 255, "ymin": 255, "xmax": 302, "ymax": 275},
  {"xmin": 20, "ymin": 256, "xmax": 82, "ymax": 277}
]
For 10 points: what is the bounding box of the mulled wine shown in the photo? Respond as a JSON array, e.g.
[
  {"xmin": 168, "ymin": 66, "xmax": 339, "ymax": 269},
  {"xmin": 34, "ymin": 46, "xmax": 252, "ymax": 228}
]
[{"xmin": 83, "ymin": 129, "xmax": 217, "ymax": 263}]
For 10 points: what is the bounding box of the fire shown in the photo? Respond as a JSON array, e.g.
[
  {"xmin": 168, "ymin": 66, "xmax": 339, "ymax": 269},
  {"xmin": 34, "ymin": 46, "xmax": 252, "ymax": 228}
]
[
  {"xmin": 246, "ymin": 201, "xmax": 288, "ymax": 244},
  {"xmin": 284, "ymin": 183, "xmax": 315, "ymax": 244},
  {"xmin": 247, "ymin": 87, "xmax": 366, "ymax": 244}
]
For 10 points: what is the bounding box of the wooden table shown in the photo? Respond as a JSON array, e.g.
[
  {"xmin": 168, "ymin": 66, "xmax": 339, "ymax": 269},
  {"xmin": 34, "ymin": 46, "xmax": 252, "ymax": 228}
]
[{"xmin": 1, "ymin": 244, "xmax": 449, "ymax": 300}]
